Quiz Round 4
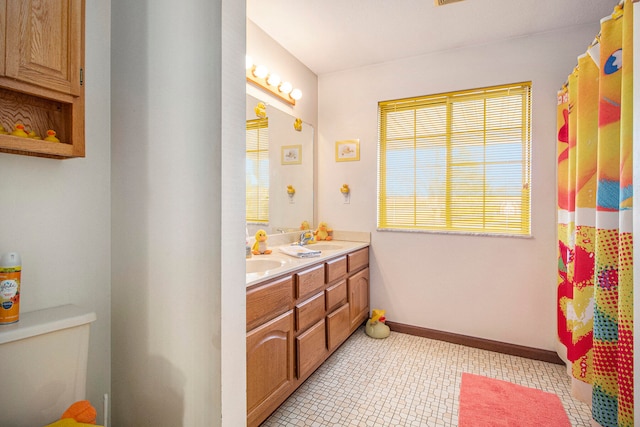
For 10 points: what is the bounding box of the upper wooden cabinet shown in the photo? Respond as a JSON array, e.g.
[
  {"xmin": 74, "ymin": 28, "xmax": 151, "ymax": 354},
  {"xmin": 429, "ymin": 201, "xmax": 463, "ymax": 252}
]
[
  {"xmin": 4, "ymin": 0, "xmax": 83, "ymax": 96},
  {"xmin": 0, "ymin": 0, "xmax": 85, "ymax": 158}
]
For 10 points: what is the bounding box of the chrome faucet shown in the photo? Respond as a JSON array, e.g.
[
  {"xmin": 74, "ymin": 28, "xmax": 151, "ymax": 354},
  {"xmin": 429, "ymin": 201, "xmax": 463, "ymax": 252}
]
[{"xmin": 299, "ymin": 231, "xmax": 312, "ymax": 246}]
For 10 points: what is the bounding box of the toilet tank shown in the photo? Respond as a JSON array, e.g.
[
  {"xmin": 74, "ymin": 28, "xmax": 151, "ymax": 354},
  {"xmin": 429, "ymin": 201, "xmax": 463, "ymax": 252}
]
[{"xmin": 0, "ymin": 304, "xmax": 97, "ymax": 427}]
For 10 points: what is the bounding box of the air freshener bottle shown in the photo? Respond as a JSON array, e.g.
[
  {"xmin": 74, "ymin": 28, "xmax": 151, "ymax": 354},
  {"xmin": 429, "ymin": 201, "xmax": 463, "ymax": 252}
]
[
  {"xmin": 246, "ymin": 227, "xmax": 252, "ymax": 259},
  {"xmin": 0, "ymin": 252, "xmax": 21, "ymax": 325}
]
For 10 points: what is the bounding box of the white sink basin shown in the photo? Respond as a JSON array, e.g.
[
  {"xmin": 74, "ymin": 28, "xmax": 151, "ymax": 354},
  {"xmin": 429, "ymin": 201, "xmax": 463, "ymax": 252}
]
[
  {"xmin": 246, "ymin": 258, "xmax": 284, "ymax": 274},
  {"xmin": 310, "ymin": 243, "xmax": 343, "ymax": 251}
]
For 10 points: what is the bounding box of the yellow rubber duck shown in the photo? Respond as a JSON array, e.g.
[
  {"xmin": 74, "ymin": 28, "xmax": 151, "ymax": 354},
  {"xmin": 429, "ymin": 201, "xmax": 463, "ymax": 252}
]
[
  {"xmin": 365, "ymin": 309, "xmax": 390, "ymax": 339},
  {"xmin": 27, "ymin": 130, "xmax": 41, "ymax": 139},
  {"xmin": 11, "ymin": 124, "xmax": 28, "ymax": 138},
  {"xmin": 340, "ymin": 184, "xmax": 350, "ymax": 194},
  {"xmin": 254, "ymin": 102, "xmax": 266, "ymax": 119},
  {"xmin": 293, "ymin": 118, "xmax": 302, "ymax": 131},
  {"xmin": 314, "ymin": 222, "xmax": 333, "ymax": 241},
  {"xmin": 0, "ymin": 125, "xmax": 8, "ymax": 135},
  {"xmin": 251, "ymin": 229, "xmax": 272, "ymax": 255},
  {"xmin": 44, "ymin": 129, "xmax": 60, "ymax": 142},
  {"xmin": 287, "ymin": 185, "xmax": 295, "ymax": 195}
]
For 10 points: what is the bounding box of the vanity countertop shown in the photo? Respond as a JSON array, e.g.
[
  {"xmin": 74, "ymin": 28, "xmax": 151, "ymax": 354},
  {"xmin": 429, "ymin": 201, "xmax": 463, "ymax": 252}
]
[{"xmin": 246, "ymin": 230, "xmax": 370, "ymax": 287}]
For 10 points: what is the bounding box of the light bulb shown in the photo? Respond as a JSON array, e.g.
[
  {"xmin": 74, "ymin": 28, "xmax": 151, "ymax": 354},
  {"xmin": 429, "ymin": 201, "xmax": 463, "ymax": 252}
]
[
  {"xmin": 253, "ymin": 65, "xmax": 268, "ymax": 79},
  {"xmin": 279, "ymin": 81, "xmax": 292, "ymax": 94},
  {"xmin": 245, "ymin": 55, "xmax": 253, "ymax": 70},
  {"xmin": 290, "ymin": 88, "xmax": 302, "ymax": 100},
  {"xmin": 267, "ymin": 73, "xmax": 281, "ymax": 87}
]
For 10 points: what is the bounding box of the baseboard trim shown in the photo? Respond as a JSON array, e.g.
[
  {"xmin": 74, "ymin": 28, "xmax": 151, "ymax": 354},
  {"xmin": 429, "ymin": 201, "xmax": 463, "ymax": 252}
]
[{"xmin": 385, "ymin": 321, "xmax": 564, "ymax": 365}]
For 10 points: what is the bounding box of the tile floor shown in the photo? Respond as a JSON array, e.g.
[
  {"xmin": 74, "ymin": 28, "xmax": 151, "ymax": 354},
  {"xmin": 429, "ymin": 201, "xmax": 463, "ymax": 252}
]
[{"xmin": 261, "ymin": 327, "xmax": 593, "ymax": 427}]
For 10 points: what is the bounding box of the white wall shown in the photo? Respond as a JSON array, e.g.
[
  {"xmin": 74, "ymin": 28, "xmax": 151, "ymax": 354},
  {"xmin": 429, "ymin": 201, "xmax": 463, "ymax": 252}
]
[
  {"xmin": 111, "ymin": 0, "xmax": 245, "ymax": 425},
  {"xmin": 318, "ymin": 25, "xmax": 602, "ymax": 351},
  {"xmin": 0, "ymin": 0, "xmax": 112, "ymax": 422}
]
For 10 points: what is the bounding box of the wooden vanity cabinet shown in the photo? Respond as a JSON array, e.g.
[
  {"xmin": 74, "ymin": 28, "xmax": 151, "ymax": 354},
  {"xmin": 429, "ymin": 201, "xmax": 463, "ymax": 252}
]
[
  {"xmin": 0, "ymin": 0, "xmax": 85, "ymax": 158},
  {"xmin": 247, "ymin": 245, "xmax": 370, "ymax": 427}
]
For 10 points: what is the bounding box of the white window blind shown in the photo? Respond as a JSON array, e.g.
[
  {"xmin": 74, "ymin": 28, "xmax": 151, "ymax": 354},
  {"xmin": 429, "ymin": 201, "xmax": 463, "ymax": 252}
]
[
  {"xmin": 378, "ymin": 82, "xmax": 531, "ymax": 236},
  {"xmin": 246, "ymin": 118, "xmax": 269, "ymax": 223}
]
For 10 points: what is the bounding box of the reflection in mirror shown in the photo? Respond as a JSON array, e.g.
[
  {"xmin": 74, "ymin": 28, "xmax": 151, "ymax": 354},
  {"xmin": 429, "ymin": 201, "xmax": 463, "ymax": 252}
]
[{"xmin": 246, "ymin": 94, "xmax": 314, "ymax": 237}]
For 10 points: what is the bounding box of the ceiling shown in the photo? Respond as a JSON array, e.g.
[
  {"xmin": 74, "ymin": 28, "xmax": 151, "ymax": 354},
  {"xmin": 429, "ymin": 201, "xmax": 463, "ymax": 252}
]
[{"xmin": 247, "ymin": 0, "xmax": 620, "ymax": 75}]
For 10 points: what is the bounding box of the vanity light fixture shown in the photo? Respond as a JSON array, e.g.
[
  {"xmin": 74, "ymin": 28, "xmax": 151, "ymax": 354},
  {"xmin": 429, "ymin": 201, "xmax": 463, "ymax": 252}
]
[{"xmin": 246, "ymin": 55, "xmax": 302, "ymax": 105}]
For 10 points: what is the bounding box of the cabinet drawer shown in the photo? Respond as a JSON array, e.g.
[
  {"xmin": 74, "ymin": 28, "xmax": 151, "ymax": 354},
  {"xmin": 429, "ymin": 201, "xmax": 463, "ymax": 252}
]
[
  {"xmin": 326, "ymin": 303, "xmax": 350, "ymax": 351},
  {"xmin": 325, "ymin": 256, "xmax": 347, "ymax": 284},
  {"xmin": 325, "ymin": 280, "xmax": 347, "ymax": 313},
  {"xmin": 296, "ymin": 264, "xmax": 325, "ymax": 300},
  {"xmin": 296, "ymin": 319, "xmax": 327, "ymax": 379},
  {"xmin": 247, "ymin": 275, "xmax": 294, "ymax": 331},
  {"xmin": 295, "ymin": 292, "xmax": 325, "ymax": 333},
  {"xmin": 348, "ymin": 247, "xmax": 369, "ymax": 272}
]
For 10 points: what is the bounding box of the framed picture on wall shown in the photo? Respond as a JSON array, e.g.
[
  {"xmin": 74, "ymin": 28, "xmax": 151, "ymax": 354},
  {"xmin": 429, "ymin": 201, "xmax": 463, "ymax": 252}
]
[
  {"xmin": 335, "ymin": 139, "xmax": 360, "ymax": 162},
  {"xmin": 281, "ymin": 145, "xmax": 302, "ymax": 165}
]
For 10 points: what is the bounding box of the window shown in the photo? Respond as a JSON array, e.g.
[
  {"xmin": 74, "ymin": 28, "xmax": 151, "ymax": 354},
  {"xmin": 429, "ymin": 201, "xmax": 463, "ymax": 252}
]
[
  {"xmin": 246, "ymin": 118, "xmax": 269, "ymax": 223},
  {"xmin": 378, "ymin": 82, "xmax": 531, "ymax": 236}
]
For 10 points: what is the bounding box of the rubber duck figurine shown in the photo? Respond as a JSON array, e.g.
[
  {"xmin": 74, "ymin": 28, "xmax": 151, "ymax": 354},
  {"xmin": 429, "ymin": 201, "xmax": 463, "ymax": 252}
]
[
  {"xmin": 314, "ymin": 221, "xmax": 333, "ymax": 241},
  {"xmin": 11, "ymin": 123, "xmax": 28, "ymax": 138},
  {"xmin": 27, "ymin": 130, "xmax": 41, "ymax": 139},
  {"xmin": 299, "ymin": 220, "xmax": 314, "ymax": 243},
  {"xmin": 293, "ymin": 118, "xmax": 302, "ymax": 131},
  {"xmin": 251, "ymin": 229, "xmax": 272, "ymax": 255},
  {"xmin": 254, "ymin": 102, "xmax": 266, "ymax": 119},
  {"xmin": 287, "ymin": 185, "xmax": 295, "ymax": 196},
  {"xmin": 44, "ymin": 129, "xmax": 60, "ymax": 142},
  {"xmin": 0, "ymin": 125, "xmax": 8, "ymax": 135},
  {"xmin": 365, "ymin": 309, "xmax": 390, "ymax": 339},
  {"xmin": 340, "ymin": 184, "xmax": 350, "ymax": 194}
]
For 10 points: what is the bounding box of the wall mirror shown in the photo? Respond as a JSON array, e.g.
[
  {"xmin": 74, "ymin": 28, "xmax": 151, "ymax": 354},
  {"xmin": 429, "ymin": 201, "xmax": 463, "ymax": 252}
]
[{"xmin": 246, "ymin": 94, "xmax": 314, "ymax": 236}]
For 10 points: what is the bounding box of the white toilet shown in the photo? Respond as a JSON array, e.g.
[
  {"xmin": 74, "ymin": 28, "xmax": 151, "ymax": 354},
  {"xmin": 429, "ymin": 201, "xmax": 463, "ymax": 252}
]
[{"xmin": 0, "ymin": 304, "xmax": 97, "ymax": 427}]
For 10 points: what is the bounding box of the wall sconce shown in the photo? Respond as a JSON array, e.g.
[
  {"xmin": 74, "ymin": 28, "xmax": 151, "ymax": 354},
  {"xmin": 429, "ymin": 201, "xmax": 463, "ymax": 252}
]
[
  {"xmin": 246, "ymin": 55, "xmax": 302, "ymax": 105},
  {"xmin": 340, "ymin": 184, "xmax": 350, "ymax": 204},
  {"xmin": 287, "ymin": 185, "xmax": 296, "ymax": 203}
]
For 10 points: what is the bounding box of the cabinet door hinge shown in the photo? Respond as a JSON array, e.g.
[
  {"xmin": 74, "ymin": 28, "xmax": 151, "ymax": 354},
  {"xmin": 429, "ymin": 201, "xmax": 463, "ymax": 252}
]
[{"xmin": 80, "ymin": 68, "xmax": 84, "ymax": 86}]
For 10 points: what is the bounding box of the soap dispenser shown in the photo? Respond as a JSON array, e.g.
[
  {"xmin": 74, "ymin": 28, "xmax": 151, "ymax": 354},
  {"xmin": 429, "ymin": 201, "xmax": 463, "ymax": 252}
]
[{"xmin": 245, "ymin": 227, "xmax": 252, "ymax": 259}]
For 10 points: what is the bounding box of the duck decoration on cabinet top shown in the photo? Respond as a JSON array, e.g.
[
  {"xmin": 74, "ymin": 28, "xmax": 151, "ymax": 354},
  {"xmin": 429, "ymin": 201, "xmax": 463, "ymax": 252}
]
[
  {"xmin": 314, "ymin": 221, "xmax": 333, "ymax": 241},
  {"xmin": 365, "ymin": 309, "xmax": 390, "ymax": 339},
  {"xmin": 252, "ymin": 229, "xmax": 272, "ymax": 255},
  {"xmin": 11, "ymin": 124, "xmax": 28, "ymax": 138},
  {"xmin": 44, "ymin": 130, "xmax": 60, "ymax": 143},
  {"xmin": 0, "ymin": 125, "xmax": 8, "ymax": 135}
]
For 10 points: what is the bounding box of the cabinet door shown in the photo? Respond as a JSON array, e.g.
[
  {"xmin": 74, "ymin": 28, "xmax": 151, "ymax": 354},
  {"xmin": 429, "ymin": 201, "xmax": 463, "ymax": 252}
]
[
  {"xmin": 326, "ymin": 303, "xmax": 350, "ymax": 351},
  {"xmin": 348, "ymin": 267, "xmax": 369, "ymax": 331},
  {"xmin": 5, "ymin": 0, "xmax": 83, "ymax": 96},
  {"xmin": 0, "ymin": 0, "xmax": 5, "ymax": 76},
  {"xmin": 247, "ymin": 310, "xmax": 295, "ymax": 427},
  {"xmin": 296, "ymin": 319, "xmax": 327, "ymax": 380}
]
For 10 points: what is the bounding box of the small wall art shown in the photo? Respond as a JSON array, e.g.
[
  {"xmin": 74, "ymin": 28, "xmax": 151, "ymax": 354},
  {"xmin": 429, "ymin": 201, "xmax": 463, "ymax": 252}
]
[
  {"xmin": 335, "ymin": 139, "xmax": 360, "ymax": 162},
  {"xmin": 281, "ymin": 144, "xmax": 302, "ymax": 165}
]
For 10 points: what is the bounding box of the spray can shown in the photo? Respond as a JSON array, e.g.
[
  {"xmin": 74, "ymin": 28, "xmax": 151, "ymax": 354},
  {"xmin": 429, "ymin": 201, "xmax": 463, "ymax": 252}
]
[{"xmin": 0, "ymin": 252, "xmax": 21, "ymax": 324}]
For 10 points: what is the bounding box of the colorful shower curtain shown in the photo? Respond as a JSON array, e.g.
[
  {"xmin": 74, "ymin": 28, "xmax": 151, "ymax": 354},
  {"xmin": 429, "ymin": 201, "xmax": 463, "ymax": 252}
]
[{"xmin": 557, "ymin": 1, "xmax": 633, "ymax": 426}]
